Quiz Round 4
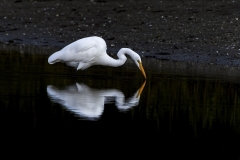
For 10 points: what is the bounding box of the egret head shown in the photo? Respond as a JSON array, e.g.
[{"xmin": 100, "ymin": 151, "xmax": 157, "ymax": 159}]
[
  {"xmin": 132, "ymin": 54, "xmax": 146, "ymax": 79},
  {"xmin": 117, "ymin": 48, "xmax": 147, "ymax": 79}
]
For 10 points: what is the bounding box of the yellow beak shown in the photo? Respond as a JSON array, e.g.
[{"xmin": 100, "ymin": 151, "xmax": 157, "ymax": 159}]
[
  {"xmin": 139, "ymin": 62, "xmax": 147, "ymax": 79},
  {"xmin": 137, "ymin": 80, "xmax": 146, "ymax": 98}
]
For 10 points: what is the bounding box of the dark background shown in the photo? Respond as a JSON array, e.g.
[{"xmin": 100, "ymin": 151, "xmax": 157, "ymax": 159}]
[{"xmin": 0, "ymin": 0, "xmax": 240, "ymax": 66}]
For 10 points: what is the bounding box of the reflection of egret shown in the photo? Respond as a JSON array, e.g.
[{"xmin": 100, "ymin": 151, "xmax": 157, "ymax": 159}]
[
  {"xmin": 47, "ymin": 81, "xmax": 146, "ymax": 120},
  {"xmin": 48, "ymin": 36, "xmax": 146, "ymax": 78}
]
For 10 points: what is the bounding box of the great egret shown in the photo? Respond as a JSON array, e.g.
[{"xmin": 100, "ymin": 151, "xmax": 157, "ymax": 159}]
[
  {"xmin": 48, "ymin": 36, "xmax": 146, "ymax": 79},
  {"xmin": 47, "ymin": 81, "xmax": 146, "ymax": 120}
]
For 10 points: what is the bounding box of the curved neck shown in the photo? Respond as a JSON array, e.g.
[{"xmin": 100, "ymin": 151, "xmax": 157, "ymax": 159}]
[
  {"xmin": 99, "ymin": 48, "xmax": 135, "ymax": 67},
  {"xmin": 117, "ymin": 48, "xmax": 137, "ymax": 61}
]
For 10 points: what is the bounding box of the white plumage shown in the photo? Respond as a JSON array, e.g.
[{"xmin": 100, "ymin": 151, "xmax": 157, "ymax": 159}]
[{"xmin": 48, "ymin": 36, "xmax": 146, "ymax": 78}]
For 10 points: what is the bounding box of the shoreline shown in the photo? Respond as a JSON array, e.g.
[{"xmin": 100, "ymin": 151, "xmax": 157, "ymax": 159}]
[{"xmin": 0, "ymin": 0, "xmax": 240, "ymax": 67}]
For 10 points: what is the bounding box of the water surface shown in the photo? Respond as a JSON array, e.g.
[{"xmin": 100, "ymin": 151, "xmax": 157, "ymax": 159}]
[{"xmin": 0, "ymin": 48, "xmax": 240, "ymax": 158}]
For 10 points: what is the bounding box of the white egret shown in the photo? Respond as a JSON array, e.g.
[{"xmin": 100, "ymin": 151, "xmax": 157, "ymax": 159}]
[{"xmin": 48, "ymin": 36, "xmax": 146, "ymax": 79}]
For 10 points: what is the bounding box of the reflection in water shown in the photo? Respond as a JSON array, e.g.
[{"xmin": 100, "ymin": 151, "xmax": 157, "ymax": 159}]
[
  {"xmin": 1, "ymin": 49, "xmax": 240, "ymax": 158},
  {"xmin": 47, "ymin": 81, "xmax": 146, "ymax": 120}
]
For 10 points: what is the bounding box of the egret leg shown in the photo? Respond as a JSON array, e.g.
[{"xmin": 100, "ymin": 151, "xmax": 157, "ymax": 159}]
[
  {"xmin": 72, "ymin": 70, "xmax": 78, "ymax": 78},
  {"xmin": 72, "ymin": 69, "xmax": 87, "ymax": 78},
  {"xmin": 84, "ymin": 69, "xmax": 87, "ymax": 77}
]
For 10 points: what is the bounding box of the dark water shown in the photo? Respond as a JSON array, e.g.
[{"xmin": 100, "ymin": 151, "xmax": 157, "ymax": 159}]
[{"xmin": 1, "ymin": 48, "xmax": 240, "ymax": 158}]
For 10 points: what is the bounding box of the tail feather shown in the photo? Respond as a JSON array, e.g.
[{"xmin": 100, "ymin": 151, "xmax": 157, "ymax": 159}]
[{"xmin": 48, "ymin": 51, "xmax": 62, "ymax": 64}]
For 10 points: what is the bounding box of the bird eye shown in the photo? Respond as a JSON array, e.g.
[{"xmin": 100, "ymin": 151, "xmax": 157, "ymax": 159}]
[{"xmin": 137, "ymin": 60, "xmax": 141, "ymax": 64}]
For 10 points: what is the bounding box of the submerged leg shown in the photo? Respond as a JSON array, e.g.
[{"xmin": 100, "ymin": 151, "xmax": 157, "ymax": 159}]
[
  {"xmin": 72, "ymin": 69, "xmax": 87, "ymax": 78},
  {"xmin": 72, "ymin": 70, "xmax": 78, "ymax": 78},
  {"xmin": 84, "ymin": 69, "xmax": 87, "ymax": 77}
]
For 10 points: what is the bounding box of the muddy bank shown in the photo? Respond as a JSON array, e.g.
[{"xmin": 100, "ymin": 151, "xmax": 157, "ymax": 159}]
[{"xmin": 0, "ymin": 0, "xmax": 240, "ymax": 67}]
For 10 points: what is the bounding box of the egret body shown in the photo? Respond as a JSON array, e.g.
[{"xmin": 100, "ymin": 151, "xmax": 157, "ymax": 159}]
[{"xmin": 48, "ymin": 36, "xmax": 146, "ymax": 78}]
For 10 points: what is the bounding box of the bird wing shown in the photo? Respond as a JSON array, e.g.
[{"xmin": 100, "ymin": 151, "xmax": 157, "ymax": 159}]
[
  {"xmin": 60, "ymin": 36, "xmax": 106, "ymax": 63},
  {"xmin": 65, "ymin": 62, "xmax": 79, "ymax": 68},
  {"xmin": 48, "ymin": 36, "xmax": 107, "ymax": 68}
]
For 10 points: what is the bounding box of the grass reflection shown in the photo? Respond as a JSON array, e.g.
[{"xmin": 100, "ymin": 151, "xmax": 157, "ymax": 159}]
[
  {"xmin": 141, "ymin": 75, "xmax": 240, "ymax": 135},
  {"xmin": 0, "ymin": 48, "xmax": 240, "ymax": 136}
]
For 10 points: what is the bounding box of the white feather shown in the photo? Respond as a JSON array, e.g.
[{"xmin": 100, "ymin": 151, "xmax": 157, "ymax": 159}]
[{"xmin": 47, "ymin": 36, "xmax": 146, "ymax": 78}]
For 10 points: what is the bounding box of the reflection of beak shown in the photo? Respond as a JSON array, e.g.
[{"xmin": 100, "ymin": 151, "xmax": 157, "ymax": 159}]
[
  {"xmin": 137, "ymin": 80, "xmax": 146, "ymax": 98},
  {"xmin": 139, "ymin": 63, "xmax": 147, "ymax": 79}
]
